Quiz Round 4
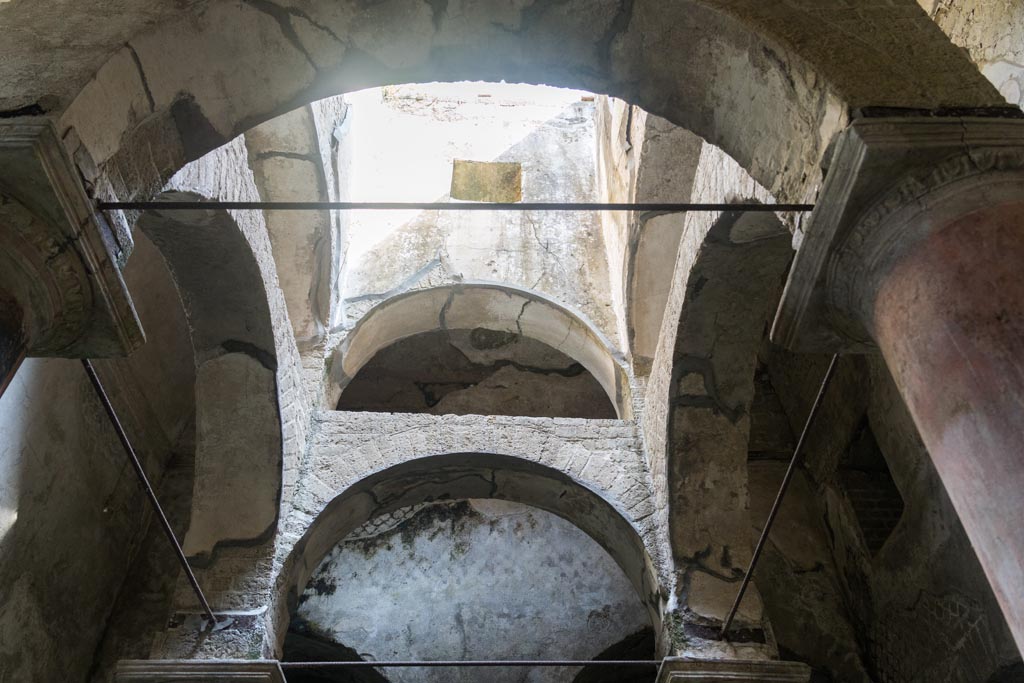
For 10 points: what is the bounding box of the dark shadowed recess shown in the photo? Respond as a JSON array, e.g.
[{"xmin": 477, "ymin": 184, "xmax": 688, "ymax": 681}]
[
  {"xmin": 282, "ymin": 625, "xmax": 657, "ymax": 683},
  {"xmin": 336, "ymin": 328, "xmax": 616, "ymax": 418}
]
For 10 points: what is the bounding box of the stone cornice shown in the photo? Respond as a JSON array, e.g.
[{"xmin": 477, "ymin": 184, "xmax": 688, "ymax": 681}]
[
  {"xmin": 773, "ymin": 116, "xmax": 1024, "ymax": 353},
  {"xmin": 0, "ymin": 119, "xmax": 143, "ymax": 356},
  {"xmin": 115, "ymin": 660, "xmax": 286, "ymax": 682},
  {"xmin": 657, "ymin": 657, "xmax": 810, "ymax": 681}
]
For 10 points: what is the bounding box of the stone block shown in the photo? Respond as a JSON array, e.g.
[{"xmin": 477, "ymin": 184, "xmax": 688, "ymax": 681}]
[
  {"xmin": 657, "ymin": 658, "xmax": 810, "ymax": 682},
  {"xmin": 116, "ymin": 660, "xmax": 285, "ymax": 682},
  {"xmin": 0, "ymin": 119, "xmax": 143, "ymax": 359}
]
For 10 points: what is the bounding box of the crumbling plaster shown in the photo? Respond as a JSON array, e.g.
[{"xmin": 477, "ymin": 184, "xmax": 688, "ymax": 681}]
[
  {"xmin": 292, "ymin": 498, "xmax": 652, "ymax": 683},
  {"xmin": 335, "ymin": 328, "xmax": 617, "ymax": 419}
]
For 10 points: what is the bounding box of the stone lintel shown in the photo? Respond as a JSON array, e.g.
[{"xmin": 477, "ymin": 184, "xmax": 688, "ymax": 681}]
[
  {"xmin": 772, "ymin": 115, "xmax": 1024, "ymax": 353},
  {"xmin": 657, "ymin": 657, "xmax": 810, "ymax": 682},
  {"xmin": 115, "ymin": 660, "xmax": 285, "ymax": 682},
  {"xmin": 0, "ymin": 118, "xmax": 143, "ymax": 357}
]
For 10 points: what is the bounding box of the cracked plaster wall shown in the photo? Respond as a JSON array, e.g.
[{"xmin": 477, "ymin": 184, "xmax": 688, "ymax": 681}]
[
  {"xmin": 290, "ymin": 498, "xmax": 652, "ymax": 683},
  {"xmin": 43, "ymin": 0, "xmax": 888, "ymax": 264},
  {"xmin": 42, "ymin": 0, "xmax": 1002, "ymax": 236}
]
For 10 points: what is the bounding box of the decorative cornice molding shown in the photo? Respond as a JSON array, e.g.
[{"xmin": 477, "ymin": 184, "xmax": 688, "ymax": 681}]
[
  {"xmin": 657, "ymin": 658, "xmax": 810, "ymax": 682},
  {"xmin": 115, "ymin": 660, "xmax": 286, "ymax": 683},
  {"xmin": 773, "ymin": 116, "xmax": 1024, "ymax": 353},
  {"xmin": 0, "ymin": 119, "xmax": 143, "ymax": 357}
]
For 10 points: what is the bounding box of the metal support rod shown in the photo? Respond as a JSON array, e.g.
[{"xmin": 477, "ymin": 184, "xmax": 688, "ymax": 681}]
[
  {"xmin": 280, "ymin": 660, "xmax": 662, "ymax": 669},
  {"xmin": 80, "ymin": 359, "xmax": 219, "ymax": 626},
  {"xmin": 720, "ymin": 353, "xmax": 840, "ymax": 639},
  {"xmin": 97, "ymin": 200, "xmax": 814, "ymax": 213}
]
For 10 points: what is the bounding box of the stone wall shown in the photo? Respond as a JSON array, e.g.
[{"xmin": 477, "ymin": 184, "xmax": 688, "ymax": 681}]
[
  {"xmin": 161, "ymin": 133, "xmax": 309, "ymax": 514},
  {"xmin": 290, "ymin": 411, "xmax": 656, "ymax": 557},
  {"xmin": 126, "ymin": 135, "xmax": 314, "ymax": 661},
  {"xmin": 924, "ymin": 1, "xmax": 1024, "ymax": 109},
  {"xmin": 640, "ymin": 141, "xmax": 779, "ymax": 591},
  {"xmin": 264, "ymin": 410, "xmax": 665, "ymax": 656}
]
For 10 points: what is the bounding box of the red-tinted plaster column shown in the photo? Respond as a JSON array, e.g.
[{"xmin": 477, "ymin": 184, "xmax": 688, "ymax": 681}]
[
  {"xmin": 873, "ymin": 199, "xmax": 1024, "ymax": 649},
  {"xmin": 772, "ymin": 116, "xmax": 1024, "ymax": 656}
]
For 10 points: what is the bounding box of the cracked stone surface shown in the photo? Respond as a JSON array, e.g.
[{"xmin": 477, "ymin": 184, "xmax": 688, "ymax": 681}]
[{"xmin": 42, "ymin": 0, "xmax": 1001, "ymax": 236}]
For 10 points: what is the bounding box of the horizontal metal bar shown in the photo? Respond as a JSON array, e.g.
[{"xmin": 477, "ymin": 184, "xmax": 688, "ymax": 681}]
[
  {"xmin": 97, "ymin": 200, "xmax": 813, "ymax": 213},
  {"xmin": 280, "ymin": 660, "xmax": 662, "ymax": 669}
]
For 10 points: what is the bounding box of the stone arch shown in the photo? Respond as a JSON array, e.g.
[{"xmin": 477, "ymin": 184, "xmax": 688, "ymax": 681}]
[
  {"xmin": 137, "ymin": 191, "xmax": 277, "ymax": 359},
  {"xmin": 328, "ymin": 283, "xmax": 632, "ymax": 417},
  {"xmin": 661, "ymin": 208, "xmax": 793, "ymax": 637},
  {"xmin": 275, "ymin": 452, "xmax": 663, "ymax": 654},
  {"xmin": 137, "ymin": 190, "xmax": 283, "ymax": 561},
  {"xmin": 58, "ymin": 0, "xmax": 999, "ymax": 216},
  {"xmin": 243, "ymin": 98, "xmax": 347, "ymax": 349}
]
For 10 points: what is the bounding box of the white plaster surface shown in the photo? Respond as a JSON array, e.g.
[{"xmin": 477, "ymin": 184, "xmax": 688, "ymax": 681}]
[
  {"xmin": 294, "ymin": 498, "xmax": 651, "ymax": 683},
  {"xmin": 336, "ymin": 83, "xmax": 619, "ymax": 348}
]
